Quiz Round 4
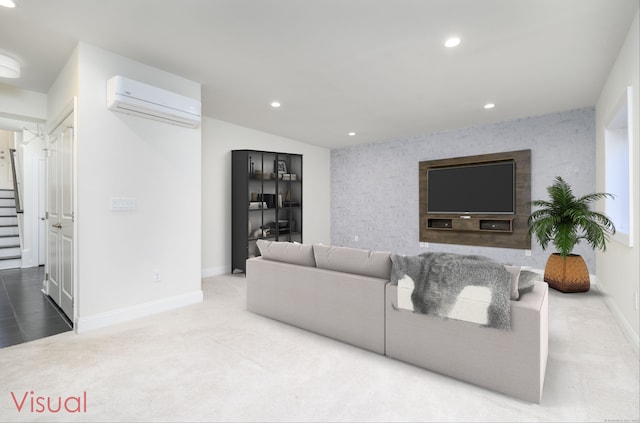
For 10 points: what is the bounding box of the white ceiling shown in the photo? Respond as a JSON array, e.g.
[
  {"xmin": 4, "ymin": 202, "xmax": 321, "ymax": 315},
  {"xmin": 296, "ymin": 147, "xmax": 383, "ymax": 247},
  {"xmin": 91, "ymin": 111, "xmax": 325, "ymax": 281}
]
[{"xmin": 0, "ymin": 0, "xmax": 637, "ymax": 148}]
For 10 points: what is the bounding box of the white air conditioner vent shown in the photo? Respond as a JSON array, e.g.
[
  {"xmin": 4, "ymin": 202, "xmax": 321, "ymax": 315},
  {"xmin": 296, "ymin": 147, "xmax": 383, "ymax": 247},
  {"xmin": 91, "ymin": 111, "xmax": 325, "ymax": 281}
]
[{"xmin": 106, "ymin": 75, "xmax": 201, "ymax": 128}]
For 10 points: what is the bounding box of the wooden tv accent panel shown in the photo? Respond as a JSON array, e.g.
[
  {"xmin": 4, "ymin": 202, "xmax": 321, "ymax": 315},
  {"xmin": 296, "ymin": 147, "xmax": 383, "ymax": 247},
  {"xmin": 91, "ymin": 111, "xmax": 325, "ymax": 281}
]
[{"xmin": 419, "ymin": 149, "xmax": 531, "ymax": 249}]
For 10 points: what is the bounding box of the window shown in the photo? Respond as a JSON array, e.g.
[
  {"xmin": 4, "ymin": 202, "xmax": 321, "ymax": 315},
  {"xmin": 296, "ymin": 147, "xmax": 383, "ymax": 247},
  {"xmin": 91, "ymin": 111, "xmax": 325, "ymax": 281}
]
[{"xmin": 605, "ymin": 87, "xmax": 634, "ymax": 247}]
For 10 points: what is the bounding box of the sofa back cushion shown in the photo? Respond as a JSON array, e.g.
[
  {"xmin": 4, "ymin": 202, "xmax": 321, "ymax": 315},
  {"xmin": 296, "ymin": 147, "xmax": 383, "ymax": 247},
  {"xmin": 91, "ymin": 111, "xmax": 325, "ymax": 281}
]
[
  {"xmin": 256, "ymin": 240, "xmax": 316, "ymax": 267},
  {"xmin": 312, "ymin": 244, "xmax": 391, "ymax": 279}
]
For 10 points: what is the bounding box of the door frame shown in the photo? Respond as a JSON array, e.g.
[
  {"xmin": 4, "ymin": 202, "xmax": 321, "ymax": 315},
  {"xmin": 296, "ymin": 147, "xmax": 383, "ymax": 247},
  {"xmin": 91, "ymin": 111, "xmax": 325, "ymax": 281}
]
[{"xmin": 36, "ymin": 153, "xmax": 46, "ymax": 265}]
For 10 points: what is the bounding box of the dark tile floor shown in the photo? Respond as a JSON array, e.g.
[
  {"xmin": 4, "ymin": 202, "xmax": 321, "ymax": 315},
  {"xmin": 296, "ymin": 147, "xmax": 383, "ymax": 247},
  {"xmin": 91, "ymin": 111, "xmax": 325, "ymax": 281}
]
[{"xmin": 0, "ymin": 266, "xmax": 72, "ymax": 348}]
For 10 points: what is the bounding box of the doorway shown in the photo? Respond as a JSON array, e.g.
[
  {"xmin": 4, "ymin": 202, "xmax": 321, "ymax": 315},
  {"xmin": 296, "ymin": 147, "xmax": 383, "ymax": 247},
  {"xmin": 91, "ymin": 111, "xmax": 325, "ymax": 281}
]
[{"xmin": 0, "ymin": 110, "xmax": 75, "ymax": 348}]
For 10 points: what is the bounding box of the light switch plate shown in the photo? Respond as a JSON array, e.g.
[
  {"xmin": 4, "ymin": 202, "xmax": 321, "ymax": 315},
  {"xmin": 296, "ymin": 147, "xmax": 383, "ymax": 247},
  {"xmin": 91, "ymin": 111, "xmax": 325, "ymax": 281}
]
[{"xmin": 110, "ymin": 197, "xmax": 136, "ymax": 211}]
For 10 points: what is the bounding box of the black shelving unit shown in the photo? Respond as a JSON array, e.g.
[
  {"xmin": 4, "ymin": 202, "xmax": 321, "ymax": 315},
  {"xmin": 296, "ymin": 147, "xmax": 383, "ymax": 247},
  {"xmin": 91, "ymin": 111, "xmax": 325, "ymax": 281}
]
[{"xmin": 231, "ymin": 150, "xmax": 303, "ymax": 273}]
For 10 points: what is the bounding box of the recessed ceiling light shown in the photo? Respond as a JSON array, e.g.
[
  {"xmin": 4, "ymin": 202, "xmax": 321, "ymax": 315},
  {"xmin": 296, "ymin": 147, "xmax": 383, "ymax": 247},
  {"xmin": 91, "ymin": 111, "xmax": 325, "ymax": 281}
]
[
  {"xmin": 0, "ymin": 0, "xmax": 16, "ymax": 8},
  {"xmin": 484, "ymin": 103, "xmax": 496, "ymax": 109},
  {"xmin": 270, "ymin": 101, "xmax": 281, "ymax": 108},
  {"xmin": 0, "ymin": 53, "xmax": 20, "ymax": 78},
  {"xmin": 348, "ymin": 132, "xmax": 356, "ymax": 136},
  {"xmin": 444, "ymin": 37, "xmax": 461, "ymax": 48}
]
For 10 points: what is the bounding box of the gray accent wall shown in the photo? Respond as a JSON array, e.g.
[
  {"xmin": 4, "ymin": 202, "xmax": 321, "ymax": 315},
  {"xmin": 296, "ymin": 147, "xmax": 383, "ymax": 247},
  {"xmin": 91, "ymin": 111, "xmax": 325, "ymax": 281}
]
[{"xmin": 331, "ymin": 108, "xmax": 596, "ymax": 270}]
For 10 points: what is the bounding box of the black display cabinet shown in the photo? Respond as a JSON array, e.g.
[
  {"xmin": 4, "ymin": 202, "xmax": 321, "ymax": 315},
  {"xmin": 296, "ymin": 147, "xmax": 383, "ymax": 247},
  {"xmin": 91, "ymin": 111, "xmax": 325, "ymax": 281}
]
[{"xmin": 231, "ymin": 150, "xmax": 303, "ymax": 273}]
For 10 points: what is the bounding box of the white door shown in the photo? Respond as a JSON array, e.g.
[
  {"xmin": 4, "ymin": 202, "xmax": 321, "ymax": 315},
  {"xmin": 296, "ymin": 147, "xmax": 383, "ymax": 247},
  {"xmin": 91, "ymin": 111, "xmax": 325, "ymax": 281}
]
[{"xmin": 47, "ymin": 113, "xmax": 74, "ymax": 320}]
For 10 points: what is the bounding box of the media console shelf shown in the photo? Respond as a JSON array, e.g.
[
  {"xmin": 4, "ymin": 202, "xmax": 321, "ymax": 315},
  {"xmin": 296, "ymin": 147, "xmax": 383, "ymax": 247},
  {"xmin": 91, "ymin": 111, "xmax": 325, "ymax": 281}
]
[
  {"xmin": 419, "ymin": 150, "xmax": 531, "ymax": 249},
  {"xmin": 427, "ymin": 217, "xmax": 513, "ymax": 232}
]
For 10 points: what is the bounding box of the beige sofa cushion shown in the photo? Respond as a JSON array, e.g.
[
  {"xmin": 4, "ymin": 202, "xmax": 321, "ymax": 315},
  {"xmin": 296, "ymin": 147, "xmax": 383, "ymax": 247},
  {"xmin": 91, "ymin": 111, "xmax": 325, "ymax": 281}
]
[
  {"xmin": 312, "ymin": 244, "xmax": 391, "ymax": 279},
  {"xmin": 256, "ymin": 240, "xmax": 316, "ymax": 267}
]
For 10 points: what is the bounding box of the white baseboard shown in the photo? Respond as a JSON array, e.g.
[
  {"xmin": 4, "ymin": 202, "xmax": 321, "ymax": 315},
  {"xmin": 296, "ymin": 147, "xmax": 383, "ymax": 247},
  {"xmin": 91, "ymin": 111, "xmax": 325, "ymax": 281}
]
[
  {"xmin": 593, "ymin": 276, "xmax": 640, "ymax": 359},
  {"xmin": 74, "ymin": 290, "xmax": 203, "ymax": 334},
  {"xmin": 201, "ymin": 265, "xmax": 228, "ymax": 278},
  {"xmin": 20, "ymin": 248, "xmax": 33, "ymax": 268}
]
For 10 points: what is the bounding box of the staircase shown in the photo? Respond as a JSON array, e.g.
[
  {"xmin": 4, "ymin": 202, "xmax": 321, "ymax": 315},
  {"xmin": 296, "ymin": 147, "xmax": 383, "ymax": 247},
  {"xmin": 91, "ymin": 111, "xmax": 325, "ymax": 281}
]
[{"xmin": 0, "ymin": 189, "xmax": 21, "ymax": 270}]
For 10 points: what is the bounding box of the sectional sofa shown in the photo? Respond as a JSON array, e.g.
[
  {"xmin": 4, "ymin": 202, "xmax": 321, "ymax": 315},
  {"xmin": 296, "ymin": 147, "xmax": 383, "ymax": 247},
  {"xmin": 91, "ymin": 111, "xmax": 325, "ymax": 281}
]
[{"xmin": 246, "ymin": 240, "xmax": 549, "ymax": 403}]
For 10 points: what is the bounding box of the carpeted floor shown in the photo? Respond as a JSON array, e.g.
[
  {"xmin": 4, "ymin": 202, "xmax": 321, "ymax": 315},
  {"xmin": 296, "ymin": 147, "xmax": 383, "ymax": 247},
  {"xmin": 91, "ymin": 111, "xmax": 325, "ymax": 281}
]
[{"xmin": 0, "ymin": 274, "xmax": 638, "ymax": 422}]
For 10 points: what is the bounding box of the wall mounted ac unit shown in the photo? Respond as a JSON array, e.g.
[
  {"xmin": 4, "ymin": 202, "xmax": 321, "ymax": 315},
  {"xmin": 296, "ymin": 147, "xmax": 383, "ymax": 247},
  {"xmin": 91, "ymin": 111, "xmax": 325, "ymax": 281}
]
[{"xmin": 106, "ymin": 75, "xmax": 201, "ymax": 128}]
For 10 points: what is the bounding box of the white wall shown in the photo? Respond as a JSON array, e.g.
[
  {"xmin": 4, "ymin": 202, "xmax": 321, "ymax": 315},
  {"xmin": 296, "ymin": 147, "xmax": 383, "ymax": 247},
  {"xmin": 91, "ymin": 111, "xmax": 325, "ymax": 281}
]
[
  {"xmin": 201, "ymin": 117, "xmax": 331, "ymax": 276},
  {"xmin": 47, "ymin": 46, "xmax": 79, "ymax": 126},
  {"xmin": 47, "ymin": 43, "xmax": 203, "ymax": 331},
  {"xmin": 595, "ymin": 11, "xmax": 640, "ymax": 354},
  {"xmin": 331, "ymin": 108, "xmax": 596, "ymax": 269},
  {"xmin": 0, "ymin": 85, "xmax": 47, "ymax": 127}
]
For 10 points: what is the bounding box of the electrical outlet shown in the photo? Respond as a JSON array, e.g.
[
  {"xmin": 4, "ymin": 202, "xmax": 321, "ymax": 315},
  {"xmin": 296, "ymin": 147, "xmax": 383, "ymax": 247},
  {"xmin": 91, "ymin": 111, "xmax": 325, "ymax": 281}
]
[
  {"xmin": 152, "ymin": 270, "xmax": 161, "ymax": 282},
  {"xmin": 525, "ymin": 250, "xmax": 532, "ymax": 256},
  {"xmin": 354, "ymin": 235, "xmax": 359, "ymax": 242}
]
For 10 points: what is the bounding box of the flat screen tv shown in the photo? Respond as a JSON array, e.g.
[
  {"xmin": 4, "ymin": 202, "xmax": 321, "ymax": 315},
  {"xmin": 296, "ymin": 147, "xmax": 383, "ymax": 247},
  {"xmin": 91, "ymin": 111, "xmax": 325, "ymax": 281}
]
[{"xmin": 427, "ymin": 161, "xmax": 515, "ymax": 214}]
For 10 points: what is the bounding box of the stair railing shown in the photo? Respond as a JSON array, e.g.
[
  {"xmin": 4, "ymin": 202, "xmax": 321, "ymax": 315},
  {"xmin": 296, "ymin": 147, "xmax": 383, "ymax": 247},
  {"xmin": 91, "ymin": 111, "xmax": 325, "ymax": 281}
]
[{"xmin": 9, "ymin": 148, "xmax": 23, "ymax": 214}]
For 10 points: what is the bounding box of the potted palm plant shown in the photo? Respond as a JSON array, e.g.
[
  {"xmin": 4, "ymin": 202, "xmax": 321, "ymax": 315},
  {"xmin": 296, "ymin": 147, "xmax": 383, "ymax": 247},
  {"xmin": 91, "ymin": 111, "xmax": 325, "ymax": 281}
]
[{"xmin": 528, "ymin": 176, "xmax": 615, "ymax": 293}]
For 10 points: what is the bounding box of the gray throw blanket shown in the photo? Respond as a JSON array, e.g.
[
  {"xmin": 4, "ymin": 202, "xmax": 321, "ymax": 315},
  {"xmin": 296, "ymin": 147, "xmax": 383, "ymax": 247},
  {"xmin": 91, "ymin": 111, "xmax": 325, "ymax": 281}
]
[{"xmin": 391, "ymin": 252, "xmax": 512, "ymax": 330}]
